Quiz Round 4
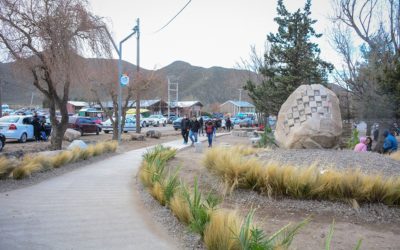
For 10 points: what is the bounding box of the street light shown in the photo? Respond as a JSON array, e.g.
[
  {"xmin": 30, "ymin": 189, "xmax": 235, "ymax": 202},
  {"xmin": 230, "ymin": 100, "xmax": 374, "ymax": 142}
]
[{"xmin": 102, "ymin": 19, "xmax": 140, "ymax": 144}]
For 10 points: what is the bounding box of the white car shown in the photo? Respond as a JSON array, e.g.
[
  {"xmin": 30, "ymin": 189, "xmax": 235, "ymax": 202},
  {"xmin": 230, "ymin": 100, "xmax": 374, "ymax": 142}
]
[
  {"xmin": 143, "ymin": 115, "xmax": 167, "ymax": 127},
  {"xmin": 126, "ymin": 114, "xmax": 146, "ymax": 128},
  {"xmin": 0, "ymin": 115, "xmax": 35, "ymax": 143},
  {"xmin": 102, "ymin": 117, "xmax": 138, "ymax": 134}
]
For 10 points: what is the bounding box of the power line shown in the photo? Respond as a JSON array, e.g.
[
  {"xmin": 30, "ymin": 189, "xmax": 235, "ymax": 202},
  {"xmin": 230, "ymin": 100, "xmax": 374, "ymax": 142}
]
[{"xmin": 154, "ymin": 0, "xmax": 192, "ymax": 33}]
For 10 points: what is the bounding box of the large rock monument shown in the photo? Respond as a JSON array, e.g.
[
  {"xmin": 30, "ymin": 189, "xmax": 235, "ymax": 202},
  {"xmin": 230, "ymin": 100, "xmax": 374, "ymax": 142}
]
[{"xmin": 275, "ymin": 84, "xmax": 342, "ymax": 149}]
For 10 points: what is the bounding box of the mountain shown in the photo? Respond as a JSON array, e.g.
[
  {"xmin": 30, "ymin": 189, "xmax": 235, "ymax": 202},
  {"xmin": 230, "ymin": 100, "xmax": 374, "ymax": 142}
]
[{"xmin": 0, "ymin": 58, "xmax": 255, "ymax": 107}]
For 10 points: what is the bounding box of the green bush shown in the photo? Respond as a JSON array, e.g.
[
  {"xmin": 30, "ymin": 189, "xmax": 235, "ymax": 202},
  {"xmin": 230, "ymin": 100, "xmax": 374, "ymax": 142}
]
[{"xmin": 347, "ymin": 128, "xmax": 359, "ymax": 149}]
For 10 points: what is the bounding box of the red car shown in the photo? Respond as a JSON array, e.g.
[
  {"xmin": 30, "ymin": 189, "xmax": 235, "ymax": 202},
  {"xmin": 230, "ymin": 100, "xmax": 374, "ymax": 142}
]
[{"xmin": 68, "ymin": 117, "xmax": 100, "ymax": 135}]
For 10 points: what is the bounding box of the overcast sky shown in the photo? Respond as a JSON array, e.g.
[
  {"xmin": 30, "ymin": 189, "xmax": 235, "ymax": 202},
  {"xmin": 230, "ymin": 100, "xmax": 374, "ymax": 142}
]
[{"xmin": 89, "ymin": 0, "xmax": 341, "ymax": 70}]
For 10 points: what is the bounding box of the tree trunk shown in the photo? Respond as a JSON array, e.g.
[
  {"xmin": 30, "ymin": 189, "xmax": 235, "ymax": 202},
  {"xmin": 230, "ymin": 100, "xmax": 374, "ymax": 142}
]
[
  {"xmin": 112, "ymin": 121, "xmax": 118, "ymax": 140},
  {"xmin": 373, "ymin": 120, "xmax": 392, "ymax": 153},
  {"xmin": 135, "ymin": 90, "xmax": 141, "ymax": 133},
  {"xmin": 48, "ymin": 99, "xmax": 68, "ymax": 150}
]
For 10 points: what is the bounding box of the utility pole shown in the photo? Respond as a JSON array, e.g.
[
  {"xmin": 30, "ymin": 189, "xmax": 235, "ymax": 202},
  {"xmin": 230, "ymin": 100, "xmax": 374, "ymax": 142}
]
[
  {"xmin": 238, "ymin": 88, "xmax": 242, "ymax": 115},
  {"xmin": 167, "ymin": 78, "xmax": 179, "ymax": 117},
  {"xmin": 135, "ymin": 18, "xmax": 141, "ymax": 134}
]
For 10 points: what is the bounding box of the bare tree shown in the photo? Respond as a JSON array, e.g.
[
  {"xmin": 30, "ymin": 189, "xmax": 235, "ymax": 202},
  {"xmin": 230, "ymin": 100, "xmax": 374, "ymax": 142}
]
[
  {"xmin": 0, "ymin": 0, "xmax": 111, "ymax": 149},
  {"xmin": 90, "ymin": 60, "xmax": 161, "ymax": 139}
]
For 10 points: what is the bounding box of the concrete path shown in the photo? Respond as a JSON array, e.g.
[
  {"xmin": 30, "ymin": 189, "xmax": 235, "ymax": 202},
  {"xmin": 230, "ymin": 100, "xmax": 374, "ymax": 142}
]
[{"xmin": 0, "ymin": 136, "xmax": 212, "ymax": 250}]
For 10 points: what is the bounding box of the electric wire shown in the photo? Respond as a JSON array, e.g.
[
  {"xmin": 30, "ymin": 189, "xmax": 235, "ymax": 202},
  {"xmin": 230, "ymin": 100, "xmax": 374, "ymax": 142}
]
[{"xmin": 154, "ymin": 0, "xmax": 192, "ymax": 33}]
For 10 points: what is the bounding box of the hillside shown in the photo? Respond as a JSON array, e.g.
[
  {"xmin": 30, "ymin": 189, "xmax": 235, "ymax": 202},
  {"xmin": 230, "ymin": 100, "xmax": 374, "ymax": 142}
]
[{"xmin": 0, "ymin": 58, "xmax": 254, "ymax": 107}]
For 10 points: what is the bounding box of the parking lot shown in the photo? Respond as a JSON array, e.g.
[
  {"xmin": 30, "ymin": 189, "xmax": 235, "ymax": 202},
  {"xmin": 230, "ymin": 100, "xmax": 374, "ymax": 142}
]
[{"xmin": 0, "ymin": 125, "xmax": 179, "ymax": 157}]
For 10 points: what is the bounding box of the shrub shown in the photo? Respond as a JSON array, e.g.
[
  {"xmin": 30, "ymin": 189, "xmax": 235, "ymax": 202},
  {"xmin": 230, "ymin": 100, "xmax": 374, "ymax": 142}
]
[
  {"xmin": 9, "ymin": 141, "xmax": 118, "ymax": 180},
  {"xmin": 389, "ymin": 151, "xmax": 400, "ymax": 161},
  {"xmin": 347, "ymin": 128, "xmax": 359, "ymax": 149},
  {"xmin": 203, "ymin": 209, "xmax": 241, "ymax": 250},
  {"xmin": 257, "ymin": 126, "xmax": 278, "ymax": 148},
  {"xmin": 170, "ymin": 191, "xmax": 192, "ymax": 225},
  {"xmin": 204, "ymin": 147, "xmax": 400, "ymax": 205},
  {"xmin": 0, "ymin": 157, "xmax": 16, "ymax": 179}
]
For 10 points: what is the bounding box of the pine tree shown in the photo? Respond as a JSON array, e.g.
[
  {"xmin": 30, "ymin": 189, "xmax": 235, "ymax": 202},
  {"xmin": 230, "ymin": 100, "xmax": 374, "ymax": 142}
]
[{"xmin": 244, "ymin": 0, "xmax": 333, "ymax": 116}]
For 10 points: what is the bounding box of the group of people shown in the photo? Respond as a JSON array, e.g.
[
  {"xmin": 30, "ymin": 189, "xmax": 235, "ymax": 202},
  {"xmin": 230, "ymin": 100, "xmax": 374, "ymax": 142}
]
[
  {"xmin": 354, "ymin": 130, "xmax": 398, "ymax": 154},
  {"xmin": 181, "ymin": 116, "xmax": 224, "ymax": 147}
]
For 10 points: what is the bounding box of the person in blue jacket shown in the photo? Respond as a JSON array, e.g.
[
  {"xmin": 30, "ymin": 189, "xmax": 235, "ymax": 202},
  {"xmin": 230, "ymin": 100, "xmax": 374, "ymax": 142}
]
[{"xmin": 383, "ymin": 130, "xmax": 398, "ymax": 154}]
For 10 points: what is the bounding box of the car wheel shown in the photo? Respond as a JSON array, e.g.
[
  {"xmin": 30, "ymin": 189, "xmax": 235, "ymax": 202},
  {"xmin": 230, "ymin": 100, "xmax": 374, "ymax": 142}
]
[
  {"xmin": 0, "ymin": 140, "xmax": 4, "ymax": 151},
  {"xmin": 123, "ymin": 131, "xmax": 128, "ymax": 133},
  {"xmin": 96, "ymin": 128, "xmax": 99, "ymax": 135},
  {"xmin": 174, "ymin": 128, "xmax": 178, "ymax": 131},
  {"xmin": 19, "ymin": 133, "xmax": 27, "ymax": 143},
  {"xmin": 104, "ymin": 130, "xmax": 110, "ymax": 134}
]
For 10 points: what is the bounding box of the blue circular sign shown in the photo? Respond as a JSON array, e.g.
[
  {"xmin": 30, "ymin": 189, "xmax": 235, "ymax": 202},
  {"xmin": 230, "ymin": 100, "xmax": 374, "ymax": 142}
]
[{"xmin": 120, "ymin": 74, "xmax": 129, "ymax": 86}]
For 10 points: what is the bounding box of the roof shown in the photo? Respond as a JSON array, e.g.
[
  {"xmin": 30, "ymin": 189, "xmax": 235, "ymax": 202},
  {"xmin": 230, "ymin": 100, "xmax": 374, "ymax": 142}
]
[
  {"xmin": 221, "ymin": 100, "xmax": 255, "ymax": 108},
  {"xmin": 94, "ymin": 100, "xmax": 165, "ymax": 109},
  {"xmin": 68, "ymin": 101, "xmax": 89, "ymax": 107},
  {"xmin": 171, "ymin": 101, "xmax": 203, "ymax": 108}
]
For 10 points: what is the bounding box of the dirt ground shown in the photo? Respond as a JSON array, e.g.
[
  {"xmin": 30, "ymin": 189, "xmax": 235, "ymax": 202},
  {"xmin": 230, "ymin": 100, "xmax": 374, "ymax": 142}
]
[{"xmin": 165, "ymin": 134, "xmax": 400, "ymax": 250}]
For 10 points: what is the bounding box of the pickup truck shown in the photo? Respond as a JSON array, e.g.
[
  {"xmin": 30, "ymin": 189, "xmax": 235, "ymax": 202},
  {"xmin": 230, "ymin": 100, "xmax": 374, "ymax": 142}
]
[{"xmin": 142, "ymin": 115, "xmax": 167, "ymax": 127}]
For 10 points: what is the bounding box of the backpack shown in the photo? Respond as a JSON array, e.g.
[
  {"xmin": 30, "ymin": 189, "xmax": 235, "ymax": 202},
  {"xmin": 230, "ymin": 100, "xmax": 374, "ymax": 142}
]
[{"xmin": 206, "ymin": 124, "xmax": 213, "ymax": 134}]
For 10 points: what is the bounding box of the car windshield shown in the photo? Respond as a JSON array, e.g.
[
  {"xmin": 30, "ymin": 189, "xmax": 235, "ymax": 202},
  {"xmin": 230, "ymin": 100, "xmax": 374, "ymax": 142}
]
[
  {"xmin": 0, "ymin": 116, "xmax": 19, "ymax": 123},
  {"xmin": 149, "ymin": 115, "xmax": 158, "ymax": 118}
]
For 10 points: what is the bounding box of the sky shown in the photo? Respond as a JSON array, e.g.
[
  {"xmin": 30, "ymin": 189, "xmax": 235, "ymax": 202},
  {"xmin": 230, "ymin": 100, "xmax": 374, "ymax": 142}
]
[{"xmin": 89, "ymin": 0, "xmax": 342, "ymax": 70}]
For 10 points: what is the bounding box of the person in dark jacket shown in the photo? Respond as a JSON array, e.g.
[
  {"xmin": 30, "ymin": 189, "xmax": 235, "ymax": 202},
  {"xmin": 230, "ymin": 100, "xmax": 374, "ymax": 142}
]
[
  {"xmin": 226, "ymin": 117, "xmax": 232, "ymax": 132},
  {"xmin": 383, "ymin": 130, "xmax": 398, "ymax": 154},
  {"xmin": 189, "ymin": 116, "xmax": 200, "ymax": 146},
  {"xmin": 199, "ymin": 117, "xmax": 204, "ymax": 136},
  {"xmin": 32, "ymin": 112, "xmax": 41, "ymax": 141},
  {"xmin": 181, "ymin": 116, "xmax": 190, "ymax": 144}
]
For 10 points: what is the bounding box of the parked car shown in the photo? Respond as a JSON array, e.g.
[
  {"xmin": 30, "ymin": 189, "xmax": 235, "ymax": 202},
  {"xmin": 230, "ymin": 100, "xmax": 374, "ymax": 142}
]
[
  {"xmin": 102, "ymin": 117, "xmax": 137, "ymax": 134},
  {"xmin": 173, "ymin": 117, "xmax": 183, "ymax": 131},
  {"xmin": 0, "ymin": 133, "xmax": 5, "ymax": 151},
  {"xmin": 143, "ymin": 115, "xmax": 167, "ymax": 127},
  {"xmin": 239, "ymin": 117, "xmax": 254, "ymax": 128},
  {"xmin": 68, "ymin": 116, "xmax": 100, "ymax": 135},
  {"xmin": 166, "ymin": 115, "xmax": 178, "ymax": 124},
  {"xmin": 126, "ymin": 114, "xmax": 146, "ymax": 128},
  {"xmin": 0, "ymin": 115, "xmax": 35, "ymax": 142}
]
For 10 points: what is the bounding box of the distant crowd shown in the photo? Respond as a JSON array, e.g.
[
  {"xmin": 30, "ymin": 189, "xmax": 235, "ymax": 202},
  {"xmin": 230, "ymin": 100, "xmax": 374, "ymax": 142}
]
[
  {"xmin": 354, "ymin": 129, "xmax": 398, "ymax": 154},
  {"xmin": 180, "ymin": 116, "xmax": 233, "ymax": 148}
]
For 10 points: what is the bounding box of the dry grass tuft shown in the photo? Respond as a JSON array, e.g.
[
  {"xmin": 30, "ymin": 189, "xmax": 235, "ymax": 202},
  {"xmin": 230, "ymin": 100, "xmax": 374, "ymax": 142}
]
[
  {"xmin": 204, "ymin": 147, "xmax": 400, "ymax": 205},
  {"xmin": 150, "ymin": 182, "xmax": 166, "ymax": 205},
  {"xmin": 169, "ymin": 192, "xmax": 192, "ymax": 224},
  {"xmin": 8, "ymin": 141, "xmax": 118, "ymax": 180},
  {"xmin": 0, "ymin": 157, "xmax": 16, "ymax": 179},
  {"xmin": 389, "ymin": 151, "xmax": 400, "ymax": 161},
  {"xmin": 203, "ymin": 209, "xmax": 241, "ymax": 250}
]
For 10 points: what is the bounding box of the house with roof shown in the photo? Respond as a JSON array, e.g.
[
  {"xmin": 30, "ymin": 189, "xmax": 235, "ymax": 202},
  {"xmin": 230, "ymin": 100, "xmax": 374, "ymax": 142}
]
[
  {"xmin": 171, "ymin": 101, "xmax": 203, "ymax": 117},
  {"xmin": 93, "ymin": 99, "xmax": 168, "ymax": 115},
  {"xmin": 67, "ymin": 101, "xmax": 89, "ymax": 114},
  {"xmin": 220, "ymin": 100, "xmax": 256, "ymax": 116}
]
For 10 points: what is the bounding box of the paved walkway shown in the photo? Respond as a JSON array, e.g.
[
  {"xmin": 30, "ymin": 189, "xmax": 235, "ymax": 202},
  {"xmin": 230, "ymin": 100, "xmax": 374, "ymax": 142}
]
[{"xmin": 0, "ymin": 136, "xmax": 212, "ymax": 250}]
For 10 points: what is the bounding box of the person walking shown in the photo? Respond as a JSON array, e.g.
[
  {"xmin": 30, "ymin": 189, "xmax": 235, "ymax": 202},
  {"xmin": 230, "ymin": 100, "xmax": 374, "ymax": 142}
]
[
  {"xmin": 189, "ymin": 116, "xmax": 200, "ymax": 146},
  {"xmin": 199, "ymin": 116, "xmax": 204, "ymax": 136},
  {"xmin": 221, "ymin": 118, "xmax": 226, "ymax": 131},
  {"xmin": 205, "ymin": 120, "xmax": 215, "ymax": 147},
  {"xmin": 226, "ymin": 117, "xmax": 232, "ymax": 132},
  {"xmin": 180, "ymin": 116, "xmax": 190, "ymax": 144}
]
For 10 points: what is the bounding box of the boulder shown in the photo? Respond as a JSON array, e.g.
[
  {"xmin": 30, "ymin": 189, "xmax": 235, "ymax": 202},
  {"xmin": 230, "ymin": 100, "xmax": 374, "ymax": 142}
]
[
  {"xmin": 146, "ymin": 130, "xmax": 161, "ymax": 139},
  {"xmin": 274, "ymin": 84, "xmax": 342, "ymax": 149},
  {"xmin": 131, "ymin": 133, "xmax": 145, "ymax": 141},
  {"xmin": 67, "ymin": 140, "xmax": 88, "ymax": 150},
  {"xmin": 64, "ymin": 128, "xmax": 81, "ymax": 142}
]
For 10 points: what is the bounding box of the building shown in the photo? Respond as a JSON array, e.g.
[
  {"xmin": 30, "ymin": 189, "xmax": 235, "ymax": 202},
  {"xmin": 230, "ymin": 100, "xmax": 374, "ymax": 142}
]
[
  {"xmin": 67, "ymin": 101, "xmax": 89, "ymax": 114},
  {"xmin": 220, "ymin": 100, "xmax": 256, "ymax": 116},
  {"xmin": 93, "ymin": 99, "xmax": 168, "ymax": 115},
  {"xmin": 171, "ymin": 101, "xmax": 203, "ymax": 117}
]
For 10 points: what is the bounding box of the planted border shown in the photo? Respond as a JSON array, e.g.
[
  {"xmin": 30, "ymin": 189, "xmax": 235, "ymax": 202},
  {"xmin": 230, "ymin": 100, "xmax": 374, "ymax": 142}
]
[
  {"xmin": 0, "ymin": 141, "xmax": 118, "ymax": 179},
  {"xmin": 139, "ymin": 145, "xmax": 308, "ymax": 250},
  {"xmin": 204, "ymin": 146, "xmax": 400, "ymax": 205}
]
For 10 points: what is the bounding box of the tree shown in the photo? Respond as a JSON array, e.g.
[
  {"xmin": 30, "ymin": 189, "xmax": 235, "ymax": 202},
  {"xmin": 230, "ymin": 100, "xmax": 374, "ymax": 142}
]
[
  {"xmin": 331, "ymin": 0, "xmax": 400, "ymax": 150},
  {"xmin": 244, "ymin": 0, "xmax": 333, "ymax": 117},
  {"xmin": 0, "ymin": 0, "xmax": 110, "ymax": 149},
  {"xmin": 90, "ymin": 59, "xmax": 161, "ymax": 139}
]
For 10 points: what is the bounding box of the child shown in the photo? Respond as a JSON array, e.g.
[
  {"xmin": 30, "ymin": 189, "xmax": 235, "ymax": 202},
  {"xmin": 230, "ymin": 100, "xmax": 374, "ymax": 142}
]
[{"xmin": 354, "ymin": 137, "xmax": 367, "ymax": 152}]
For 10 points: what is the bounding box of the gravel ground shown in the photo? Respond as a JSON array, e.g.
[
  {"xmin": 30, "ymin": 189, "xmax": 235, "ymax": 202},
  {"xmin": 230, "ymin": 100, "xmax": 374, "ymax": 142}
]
[
  {"xmin": 135, "ymin": 178, "xmax": 205, "ymax": 250},
  {"xmin": 257, "ymin": 148, "xmax": 400, "ymax": 177},
  {"xmin": 137, "ymin": 134, "xmax": 400, "ymax": 249}
]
